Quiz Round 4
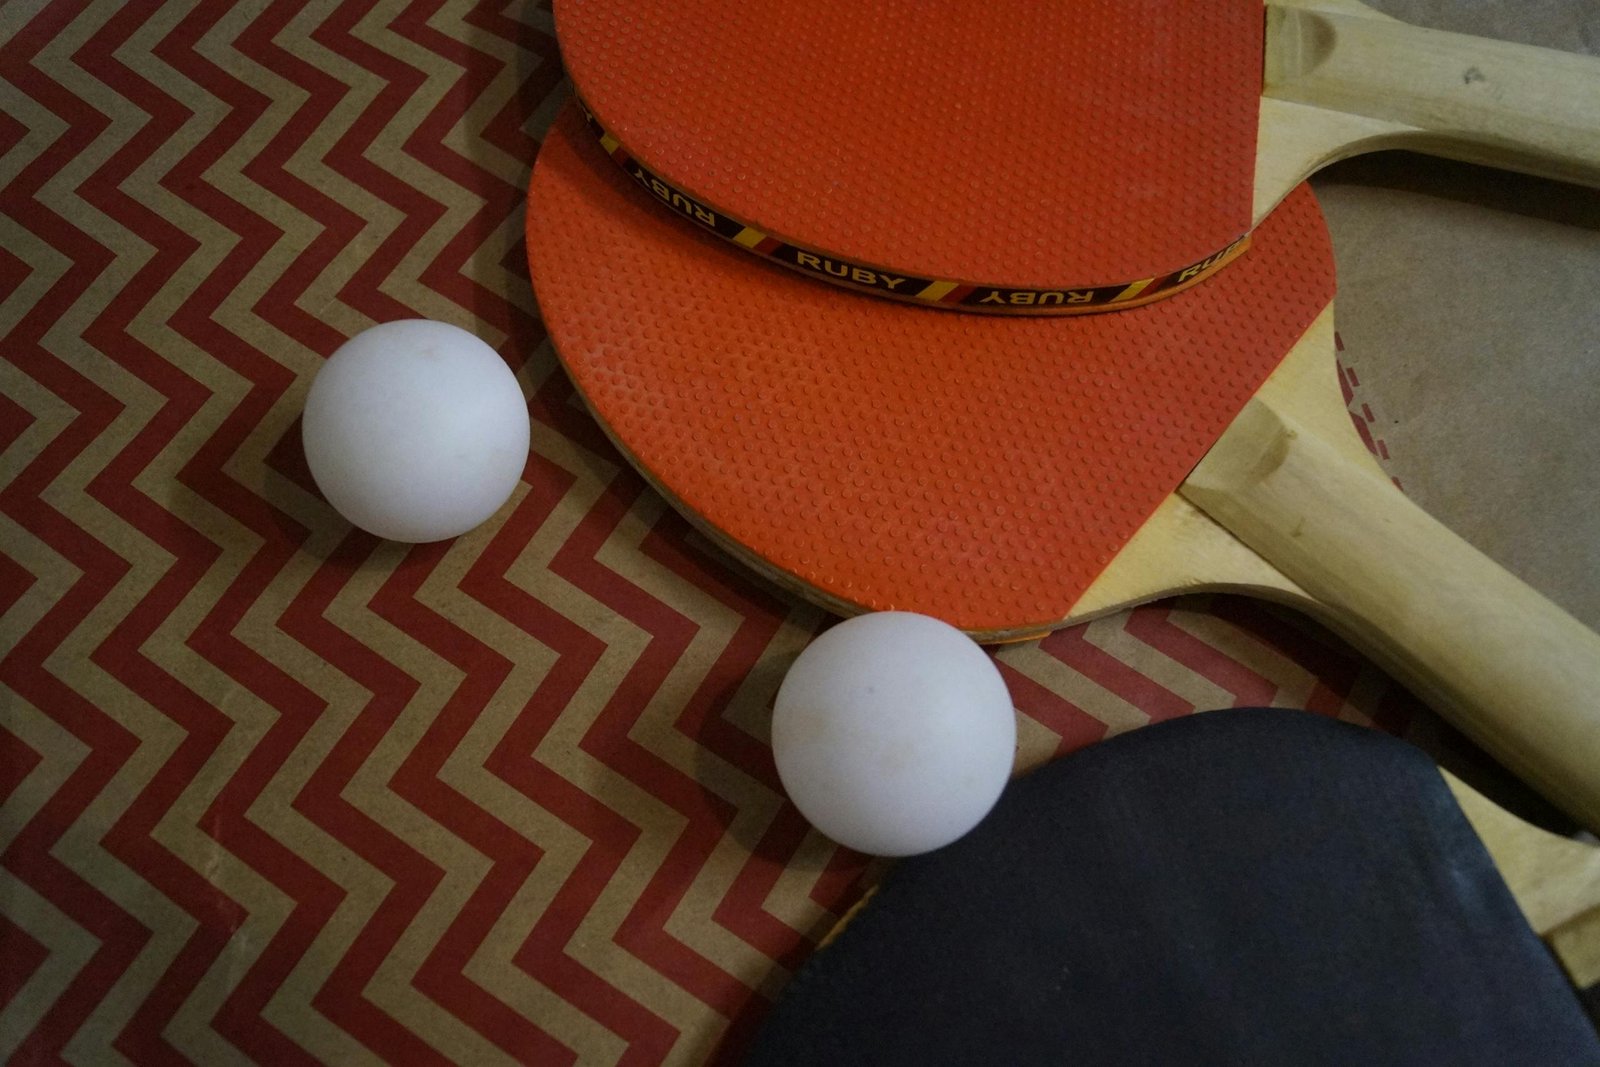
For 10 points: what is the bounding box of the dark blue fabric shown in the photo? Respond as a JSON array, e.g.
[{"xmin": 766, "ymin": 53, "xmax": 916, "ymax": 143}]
[{"xmin": 741, "ymin": 708, "xmax": 1600, "ymax": 1066}]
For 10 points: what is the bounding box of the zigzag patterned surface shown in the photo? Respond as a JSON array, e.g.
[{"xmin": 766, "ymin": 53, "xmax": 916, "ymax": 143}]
[{"xmin": 0, "ymin": 1, "xmax": 1536, "ymax": 1063}]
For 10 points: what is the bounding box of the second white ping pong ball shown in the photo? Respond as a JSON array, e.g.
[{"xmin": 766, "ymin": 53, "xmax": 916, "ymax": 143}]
[
  {"xmin": 772, "ymin": 612, "xmax": 1017, "ymax": 857},
  {"xmin": 303, "ymin": 319, "xmax": 529, "ymax": 543}
]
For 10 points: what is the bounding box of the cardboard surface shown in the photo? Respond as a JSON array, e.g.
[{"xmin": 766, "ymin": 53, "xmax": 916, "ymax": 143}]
[{"xmin": 1313, "ymin": 0, "xmax": 1600, "ymax": 630}]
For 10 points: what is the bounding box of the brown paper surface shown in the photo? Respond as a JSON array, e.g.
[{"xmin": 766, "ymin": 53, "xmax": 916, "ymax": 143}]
[
  {"xmin": 1313, "ymin": 0, "xmax": 1600, "ymax": 629},
  {"xmin": 2, "ymin": 1, "xmax": 1596, "ymax": 1062}
]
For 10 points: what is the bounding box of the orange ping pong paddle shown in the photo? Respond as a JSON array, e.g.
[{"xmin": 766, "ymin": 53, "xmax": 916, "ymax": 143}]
[
  {"xmin": 555, "ymin": 0, "xmax": 1600, "ymax": 313},
  {"xmin": 526, "ymin": 101, "xmax": 1600, "ymax": 830}
]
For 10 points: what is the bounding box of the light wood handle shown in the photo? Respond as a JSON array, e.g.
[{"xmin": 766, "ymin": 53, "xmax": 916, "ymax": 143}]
[
  {"xmin": 1265, "ymin": 5, "xmax": 1600, "ymax": 186},
  {"xmin": 1182, "ymin": 397, "xmax": 1600, "ymax": 832}
]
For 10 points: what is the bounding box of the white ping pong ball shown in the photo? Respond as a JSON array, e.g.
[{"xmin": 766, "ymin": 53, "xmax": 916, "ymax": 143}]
[
  {"xmin": 771, "ymin": 611, "xmax": 1017, "ymax": 857},
  {"xmin": 302, "ymin": 319, "xmax": 529, "ymax": 543}
]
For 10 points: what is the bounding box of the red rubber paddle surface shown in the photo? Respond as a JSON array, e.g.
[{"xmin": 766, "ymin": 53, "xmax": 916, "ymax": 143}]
[
  {"xmin": 555, "ymin": 0, "xmax": 1263, "ymax": 293},
  {"xmin": 527, "ymin": 103, "xmax": 1334, "ymax": 633}
]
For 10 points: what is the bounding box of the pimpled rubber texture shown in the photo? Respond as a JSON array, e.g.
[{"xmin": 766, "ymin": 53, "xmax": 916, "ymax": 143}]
[
  {"xmin": 527, "ymin": 103, "xmax": 1335, "ymax": 633},
  {"xmin": 743, "ymin": 709, "xmax": 1600, "ymax": 1066},
  {"xmin": 555, "ymin": 0, "xmax": 1262, "ymax": 293}
]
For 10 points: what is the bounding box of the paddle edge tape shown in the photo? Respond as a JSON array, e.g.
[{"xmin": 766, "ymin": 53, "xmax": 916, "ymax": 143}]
[{"xmin": 576, "ymin": 98, "xmax": 1251, "ymax": 316}]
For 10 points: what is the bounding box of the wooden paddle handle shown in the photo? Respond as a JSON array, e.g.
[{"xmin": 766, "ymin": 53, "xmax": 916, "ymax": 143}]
[
  {"xmin": 1266, "ymin": 5, "xmax": 1600, "ymax": 186},
  {"xmin": 1182, "ymin": 398, "xmax": 1600, "ymax": 832}
]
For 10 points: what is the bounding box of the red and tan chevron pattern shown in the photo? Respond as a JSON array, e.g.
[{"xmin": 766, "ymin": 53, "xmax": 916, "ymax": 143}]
[{"xmin": 0, "ymin": 1, "xmax": 1476, "ymax": 1063}]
